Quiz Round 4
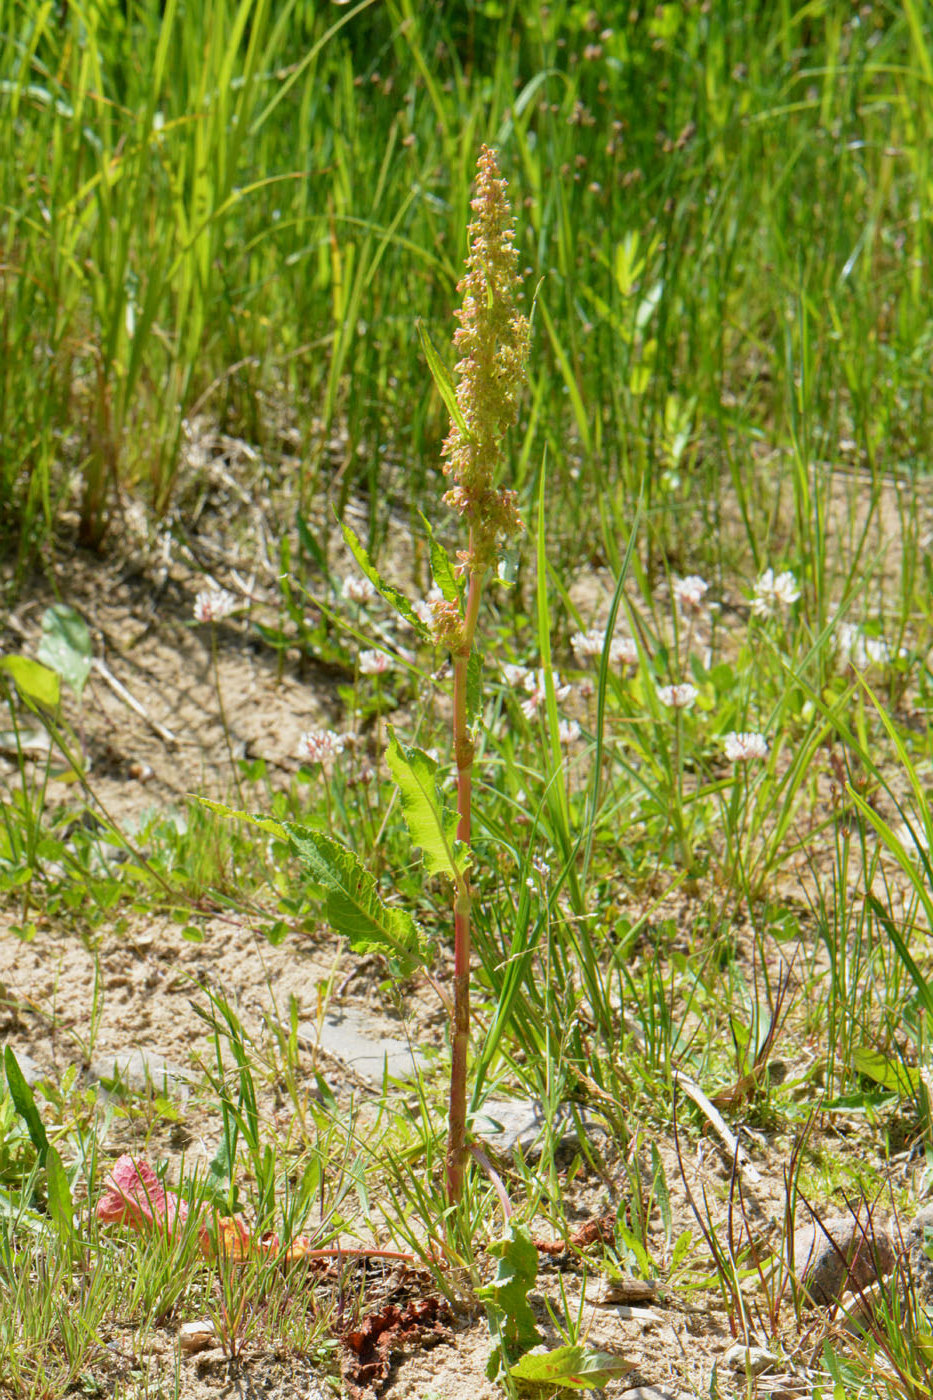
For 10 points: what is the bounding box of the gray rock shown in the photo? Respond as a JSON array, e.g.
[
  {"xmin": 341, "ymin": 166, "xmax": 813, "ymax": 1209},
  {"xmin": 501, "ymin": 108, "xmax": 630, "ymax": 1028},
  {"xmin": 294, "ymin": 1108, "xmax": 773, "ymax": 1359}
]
[
  {"xmin": 471, "ymin": 1098, "xmax": 615, "ymax": 1165},
  {"xmin": 902, "ymin": 1204, "xmax": 933, "ymax": 1301},
  {"xmin": 1, "ymin": 1045, "xmax": 44, "ymax": 1086},
  {"xmin": 302, "ymin": 1010, "xmax": 430, "ymax": 1086},
  {"xmin": 722, "ymin": 1343, "xmax": 778, "ymax": 1376},
  {"xmin": 621, "ymin": 1389, "xmax": 681, "ymax": 1400},
  {"xmin": 472, "ymin": 1098, "xmax": 546, "ymax": 1157},
  {"xmin": 790, "ymin": 1209, "xmax": 894, "ymax": 1305},
  {"xmin": 89, "ymin": 1048, "xmax": 193, "ymax": 1100}
]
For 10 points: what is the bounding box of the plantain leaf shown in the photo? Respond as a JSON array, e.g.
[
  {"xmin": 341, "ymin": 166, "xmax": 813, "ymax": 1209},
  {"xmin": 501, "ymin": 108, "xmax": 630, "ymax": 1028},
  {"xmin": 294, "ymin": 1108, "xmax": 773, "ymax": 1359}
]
[
  {"xmin": 510, "ymin": 1346, "xmax": 634, "ymax": 1389},
  {"xmin": 340, "ymin": 518, "xmax": 429, "ymax": 639},
  {"xmin": 0, "ymin": 656, "xmax": 59, "ymax": 711},
  {"xmin": 282, "ymin": 823, "xmax": 431, "ymax": 974},
  {"xmin": 385, "ymin": 728, "xmax": 463, "ymax": 883},
  {"xmin": 852, "ymin": 1045, "xmax": 919, "ymax": 1097},
  {"xmin": 38, "ymin": 605, "xmax": 92, "ymax": 702}
]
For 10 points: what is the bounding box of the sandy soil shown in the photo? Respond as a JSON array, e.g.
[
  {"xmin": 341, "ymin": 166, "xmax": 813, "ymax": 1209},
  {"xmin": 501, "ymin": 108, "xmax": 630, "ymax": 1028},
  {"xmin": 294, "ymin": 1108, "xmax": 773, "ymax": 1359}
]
[{"xmin": 0, "ymin": 471, "xmax": 927, "ymax": 1398}]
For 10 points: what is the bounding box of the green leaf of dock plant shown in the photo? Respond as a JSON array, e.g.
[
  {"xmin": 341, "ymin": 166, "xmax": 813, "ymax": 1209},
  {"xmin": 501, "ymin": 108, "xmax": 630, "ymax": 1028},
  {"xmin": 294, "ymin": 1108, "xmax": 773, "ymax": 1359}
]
[
  {"xmin": 4, "ymin": 1047, "xmax": 49, "ymax": 1164},
  {"xmin": 416, "ymin": 318, "xmax": 473, "ymax": 442},
  {"xmin": 466, "ymin": 650, "xmax": 484, "ymax": 728},
  {"xmin": 281, "ymin": 823, "xmax": 431, "ymax": 975},
  {"xmin": 477, "ymin": 1222, "xmax": 542, "ymax": 1379},
  {"xmin": 37, "ymin": 605, "xmax": 92, "ymax": 702},
  {"xmin": 418, "ymin": 511, "xmax": 459, "ymax": 602},
  {"xmin": 198, "ymin": 801, "xmax": 431, "ymax": 972},
  {"xmin": 385, "ymin": 727, "xmax": 464, "ymax": 883},
  {"xmin": 340, "ymin": 517, "xmax": 429, "ymax": 639},
  {"xmin": 510, "ymin": 1345, "xmax": 634, "ymax": 1389},
  {"xmin": 0, "ymin": 656, "xmax": 60, "ymax": 711}
]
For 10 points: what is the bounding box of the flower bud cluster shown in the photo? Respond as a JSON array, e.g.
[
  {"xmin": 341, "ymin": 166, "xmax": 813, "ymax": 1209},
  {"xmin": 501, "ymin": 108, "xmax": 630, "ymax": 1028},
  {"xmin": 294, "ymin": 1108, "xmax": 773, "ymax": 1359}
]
[{"xmin": 442, "ymin": 145, "xmax": 529, "ymax": 575}]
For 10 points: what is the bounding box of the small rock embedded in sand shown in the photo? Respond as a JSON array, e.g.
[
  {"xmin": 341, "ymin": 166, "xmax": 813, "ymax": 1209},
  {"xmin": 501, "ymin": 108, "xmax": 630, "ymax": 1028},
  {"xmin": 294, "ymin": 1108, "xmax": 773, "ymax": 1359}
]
[
  {"xmin": 903, "ymin": 1204, "xmax": 933, "ymax": 1301},
  {"xmin": 790, "ymin": 1208, "xmax": 894, "ymax": 1305},
  {"xmin": 302, "ymin": 1011, "xmax": 429, "ymax": 1085},
  {"xmin": 621, "ymin": 1387, "xmax": 683, "ymax": 1400},
  {"xmin": 722, "ymin": 1343, "xmax": 778, "ymax": 1375},
  {"xmin": 178, "ymin": 1320, "xmax": 216, "ymax": 1354}
]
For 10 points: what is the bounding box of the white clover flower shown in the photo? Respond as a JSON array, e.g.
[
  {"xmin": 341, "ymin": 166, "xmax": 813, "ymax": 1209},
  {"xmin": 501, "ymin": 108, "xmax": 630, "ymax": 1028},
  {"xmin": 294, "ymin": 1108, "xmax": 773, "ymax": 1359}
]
[
  {"xmin": 299, "ymin": 729, "xmax": 346, "ymax": 765},
  {"xmin": 672, "ymin": 575, "xmax": 709, "ymax": 615},
  {"xmin": 571, "ymin": 628, "xmax": 604, "ymax": 660},
  {"xmin": 193, "ymin": 588, "xmax": 238, "ymax": 623},
  {"xmin": 412, "ymin": 598, "xmax": 435, "ymax": 627},
  {"xmin": 752, "ymin": 569, "xmax": 801, "ymax": 618},
  {"xmin": 502, "ymin": 662, "xmax": 531, "ymax": 688},
  {"xmin": 557, "ymin": 718, "xmax": 581, "ymax": 745},
  {"xmin": 723, "ymin": 731, "xmax": 769, "ymax": 763},
  {"xmin": 342, "ymin": 575, "xmax": 377, "ymax": 605},
  {"xmin": 522, "ymin": 669, "xmax": 571, "ymax": 702},
  {"xmin": 836, "ymin": 622, "xmax": 893, "ymax": 669},
  {"xmin": 532, "ymin": 855, "xmax": 550, "ymax": 880},
  {"xmin": 359, "ymin": 649, "xmax": 392, "ymax": 676},
  {"xmin": 520, "ymin": 692, "xmax": 543, "ymax": 720},
  {"xmin": 657, "ymin": 682, "xmax": 698, "ymax": 710},
  {"xmin": 520, "ymin": 669, "xmax": 572, "ymax": 717},
  {"xmin": 578, "ymin": 677, "xmax": 595, "ymax": 700},
  {"xmin": 609, "ymin": 636, "xmax": 638, "ymax": 667}
]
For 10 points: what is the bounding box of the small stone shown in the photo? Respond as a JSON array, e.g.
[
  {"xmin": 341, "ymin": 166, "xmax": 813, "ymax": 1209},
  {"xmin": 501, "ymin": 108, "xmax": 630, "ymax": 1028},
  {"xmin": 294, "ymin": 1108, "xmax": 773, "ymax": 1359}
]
[
  {"xmin": 902, "ymin": 1205, "xmax": 933, "ymax": 1302},
  {"xmin": 302, "ymin": 1010, "xmax": 429, "ymax": 1086},
  {"xmin": 178, "ymin": 1320, "xmax": 216, "ymax": 1354},
  {"xmin": 88, "ymin": 1048, "xmax": 193, "ymax": 1100},
  {"xmin": 472, "ymin": 1097, "xmax": 613, "ymax": 1164},
  {"xmin": 790, "ymin": 1208, "xmax": 894, "ymax": 1306},
  {"xmin": 621, "ymin": 1389, "xmax": 680, "ymax": 1400},
  {"xmin": 722, "ymin": 1343, "xmax": 778, "ymax": 1376}
]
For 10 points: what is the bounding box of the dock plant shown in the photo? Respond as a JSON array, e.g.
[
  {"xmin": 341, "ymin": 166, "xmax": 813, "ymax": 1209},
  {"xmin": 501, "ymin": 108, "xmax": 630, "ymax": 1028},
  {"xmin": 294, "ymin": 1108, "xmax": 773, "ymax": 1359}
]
[{"xmin": 207, "ymin": 145, "xmax": 528, "ymax": 1211}]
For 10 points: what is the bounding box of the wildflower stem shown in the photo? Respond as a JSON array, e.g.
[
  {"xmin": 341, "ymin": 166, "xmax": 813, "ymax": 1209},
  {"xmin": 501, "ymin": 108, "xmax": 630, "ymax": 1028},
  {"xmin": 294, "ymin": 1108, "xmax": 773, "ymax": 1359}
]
[
  {"xmin": 211, "ymin": 623, "xmax": 244, "ymax": 807},
  {"xmin": 446, "ymin": 562, "xmax": 484, "ymax": 1204}
]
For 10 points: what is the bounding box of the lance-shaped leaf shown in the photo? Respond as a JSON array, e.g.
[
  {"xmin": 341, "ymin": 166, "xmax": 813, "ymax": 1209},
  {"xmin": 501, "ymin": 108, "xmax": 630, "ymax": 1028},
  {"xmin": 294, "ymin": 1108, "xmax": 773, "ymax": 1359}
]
[
  {"xmin": 341, "ymin": 519, "xmax": 429, "ymax": 640},
  {"xmin": 416, "ymin": 318, "xmax": 473, "ymax": 442},
  {"xmin": 466, "ymin": 650, "xmax": 484, "ymax": 728},
  {"xmin": 197, "ymin": 798, "xmax": 288, "ymax": 842},
  {"xmin": 282, "ymin": 823, "xmax": 431, "ymax": 974},
  {"xmin": 418, "ymin": 511, "xmax": 459, "ymax": 603},
  {"xmin": 197, "ymin": 802, "xmax": 431, "ymax": 973},
  {"xmin": 385, "ymin": 728, "xmax": 464, "ymax": 883}
]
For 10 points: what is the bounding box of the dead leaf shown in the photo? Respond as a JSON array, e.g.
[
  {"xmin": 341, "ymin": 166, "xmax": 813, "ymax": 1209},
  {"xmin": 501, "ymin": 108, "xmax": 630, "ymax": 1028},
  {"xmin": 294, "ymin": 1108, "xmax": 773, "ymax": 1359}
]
[{"xmin": 342, "ymin": 1297, "xmax": 452, "ymax": 1398}]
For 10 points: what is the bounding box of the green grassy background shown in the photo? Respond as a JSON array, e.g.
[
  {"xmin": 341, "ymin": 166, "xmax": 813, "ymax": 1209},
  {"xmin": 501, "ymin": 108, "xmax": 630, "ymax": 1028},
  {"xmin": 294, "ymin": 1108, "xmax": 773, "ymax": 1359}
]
[{"xmin": 3, "ymin": 0, "xmax": 931, "ymax": 570}]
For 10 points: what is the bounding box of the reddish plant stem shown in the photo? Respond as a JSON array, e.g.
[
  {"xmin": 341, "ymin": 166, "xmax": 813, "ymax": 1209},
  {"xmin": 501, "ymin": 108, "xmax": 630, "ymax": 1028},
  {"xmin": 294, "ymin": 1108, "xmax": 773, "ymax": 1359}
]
[{"xmin": 445, "ymin": 563, "xmax": 484, "ymax": 1205}]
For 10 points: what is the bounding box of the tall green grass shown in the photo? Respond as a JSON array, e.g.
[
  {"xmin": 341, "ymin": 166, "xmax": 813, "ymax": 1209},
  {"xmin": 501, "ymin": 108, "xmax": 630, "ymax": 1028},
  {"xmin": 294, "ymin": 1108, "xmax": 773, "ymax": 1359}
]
[{"xmin": 2, "ymin": 1, "xmax": 932, "ymax": 581}]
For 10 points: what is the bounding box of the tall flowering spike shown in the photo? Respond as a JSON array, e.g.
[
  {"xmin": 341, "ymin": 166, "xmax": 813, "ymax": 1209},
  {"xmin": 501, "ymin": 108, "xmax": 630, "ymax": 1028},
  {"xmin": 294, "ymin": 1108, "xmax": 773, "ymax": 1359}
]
[{"xmin": 442, "ymin": 145, "xmax": 529, "ymax": 573}]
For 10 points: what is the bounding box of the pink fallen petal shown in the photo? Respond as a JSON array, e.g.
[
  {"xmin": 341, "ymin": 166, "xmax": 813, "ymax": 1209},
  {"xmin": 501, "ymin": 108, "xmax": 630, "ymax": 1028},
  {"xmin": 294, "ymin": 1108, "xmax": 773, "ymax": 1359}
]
[{"xmin": 96, "ymin": 1154, "xmax": 189, "ymax": 1235}]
